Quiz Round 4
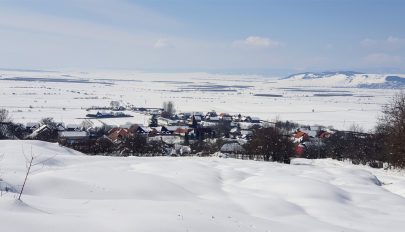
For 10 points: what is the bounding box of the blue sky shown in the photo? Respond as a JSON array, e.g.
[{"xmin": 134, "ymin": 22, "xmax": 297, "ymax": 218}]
[{"xmin": 0, "ymin": 0, "xmax": 404, "ymax": 75}]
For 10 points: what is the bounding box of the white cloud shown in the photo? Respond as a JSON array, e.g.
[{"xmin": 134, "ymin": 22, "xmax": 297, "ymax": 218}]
[
  {"xmin": 360, "ymin": 38, "xmax": 377, "ymax": 47},
  {"xmin": 361, "ymin": 36, "xmax": 405, "ymax": 48},
  {"xmin": 154, "ymin": 38, "xmax": 173, "ymax": 48},
  {"xmin": 386, "ymin": 36, "xmax": 405, "ymax": 45},
  {"xmin": 363, "ymin": 53, "xmax": 402, "ymax": 66},
  {"xmin": 233, "ymin": 36, "xmax": 281, "ymax": 48}
]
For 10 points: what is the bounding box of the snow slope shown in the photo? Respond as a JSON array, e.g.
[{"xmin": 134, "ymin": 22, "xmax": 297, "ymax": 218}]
[{"xmin": 1, "ymin": 140, "xmax": 405, "ymax": 231}]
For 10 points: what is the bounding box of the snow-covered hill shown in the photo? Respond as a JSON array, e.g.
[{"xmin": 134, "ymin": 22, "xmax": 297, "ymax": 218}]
[
  {"xmin": 282, "ymin": 71, "xmax": 405, "ymax": 88},
  {"xmin": 1, "ymin": 140, "xmax": 405, "ymax": 231}
]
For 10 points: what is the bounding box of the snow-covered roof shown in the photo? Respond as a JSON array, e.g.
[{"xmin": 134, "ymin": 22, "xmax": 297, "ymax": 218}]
[
  {"xmin": 59, "ymin": 131, "xmax": 88, "ymax": 138},
  {"xmin": 220, "ymin": 143, "xmax": 245, "ymax": 153},
  {"xmin": 250, "ymin": 116, "xmax": 260, "ymax": 121},
  {"xmin": 27, "ymin": 125, "xmax": 49, "ymax": 138},
  {"xmin": 25, "ymin": 122, "xmax": 39, "ymax": 128},
  {"xmin": 66, "ymin": 124, "xmax": 80, "ymax": 129},
  {"xmin": 240, "ymin": 130, "xmax": 253, "ymax": 136},
  {"xmin": 139, "ymin": 127, "xmax": 152, "ymax": 133}
]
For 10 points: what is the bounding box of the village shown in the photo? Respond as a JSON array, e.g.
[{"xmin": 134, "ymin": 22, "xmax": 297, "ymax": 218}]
[{"xmin": 1, "ymin": 100, "xmax": 369, "ymax": 163}]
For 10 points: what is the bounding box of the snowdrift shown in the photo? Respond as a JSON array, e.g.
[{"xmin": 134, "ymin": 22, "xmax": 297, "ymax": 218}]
[{"xmin": 1, "ymin": 140, "xmax": 405, "ymax": 231}]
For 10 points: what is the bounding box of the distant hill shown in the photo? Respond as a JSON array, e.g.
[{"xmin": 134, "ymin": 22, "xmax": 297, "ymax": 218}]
[
  {"xmin": 281, "ymin": 71, "xmax": 405, "ymax": 89},
  {"xmin": 283, "ymin": 71, "xmax": 364, "ymax": 80}
]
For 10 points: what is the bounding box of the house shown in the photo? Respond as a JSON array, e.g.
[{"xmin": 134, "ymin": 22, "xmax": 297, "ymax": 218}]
[
  {"xmin": 26, "ymin": 124, "xmax": 53, "ymax": 140},
  {"xmin": 206, "ymin": 111, "xmax": 218, "ymax": 118},
  {"xmin": 25, "ymin": 122, "xmax": 39, "ymax": 132},
  {"xmin": 178, "ymin": 112, "xmax": 192, "ymax": 120},
  {"xmin": 107, "ymin": 128, "xmax": 132, "ymax": 142},
  {"xmin": 318, "ymin": 131, "xmax": 332, "ymax": 139},
  {"xmin": 298, "ymin": 128, "xmax": 317, "ymax": 138},
  {"xmin": 240, "ymin": 130, "xmax": 253, "ymax": 139},
  {"xmin": 220, "ymin": 113, "xmax": 233, "ymax": 121},
  {"xmin": 245, "ymin": 116, "xmax": 260, "ymax": 123},
  {"xmin": 149, "ymin": 135, "xmax": 182, "ymax": 145},
  {"xmin": 161, "ymin": 126, "xmax": 178, "ymax": 134},
  {"xmin": 174, "ymin": 127, "xmax": 193, "ymax": 136},
  {"xmin": 58, "ymin": 131, "xmax": 89, "ymax": 144},
  {"xmin": 293, "ymin": 131, "xmax": 309, "ymax": 143},
  {"xmin": 207, "ymin": 116, "xmax": 220, "ymax": 122},
  {"xmin": 66, "ymin": 124, "xmax": 81, "ymax": 131},
  {"xmin": 136, "ymin": 126, "xmax": 153, "ymax": 135},
  {"xmin": 229, "ymin": 127, "xmax": 240, "ymax": 138},
  {"xmin": 96, "ymin": 111, "xmax": 113, "ymax": 118},
  {"xmin": 220, "ymin": 142, "xmax": 245, "ymax": 154},
  {"xmin": 56, "ymin": 123, "xmax": 66, "ymax": 131}
]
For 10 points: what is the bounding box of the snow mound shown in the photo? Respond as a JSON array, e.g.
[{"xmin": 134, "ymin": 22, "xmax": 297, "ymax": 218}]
[{"xmin": 0, "ymin": 141, "xmax": 405, "ymax": 231}]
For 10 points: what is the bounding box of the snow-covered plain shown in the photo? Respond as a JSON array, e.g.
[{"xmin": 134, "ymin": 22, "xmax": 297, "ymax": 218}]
[
  {"xmin": 1, "ymin": 69, "xmax": 404, "ymax": 130},
  {"xmin": 1, "ymin": 140, "xmax": 405, "ymax": 232}
]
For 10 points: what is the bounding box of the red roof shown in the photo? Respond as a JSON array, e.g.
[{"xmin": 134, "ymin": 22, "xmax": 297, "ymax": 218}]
[
  {"xmin": 107, "ymin": 128, "xmax": 131, "ymax": 141},
  {"xmin": 294, "ymin": 131, "xmax": 308, "ymax": 139}
]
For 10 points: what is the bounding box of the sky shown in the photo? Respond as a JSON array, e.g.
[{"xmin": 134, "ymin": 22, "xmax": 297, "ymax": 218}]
[{"xmin": 0, "ymin": 0, "xmax": 404, "ymax": 76}]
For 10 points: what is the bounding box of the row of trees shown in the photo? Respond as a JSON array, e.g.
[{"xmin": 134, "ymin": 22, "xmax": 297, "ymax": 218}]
[{"xmin": 298, "ymin": 92, "xmax": 405, "ymax": 168}]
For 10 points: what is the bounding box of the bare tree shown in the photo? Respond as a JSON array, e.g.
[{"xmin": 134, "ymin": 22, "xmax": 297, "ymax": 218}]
[
  {"xmin": 162, "ymin": 101, "xmax": 176, "ymax": 118},
  {"xmin": 376, "ymin": 92, "xmax": 405, "ymax": 167},
  {"xmin": 0, "ymin": 108, "xmax": 11, "ymax": 123},
  {"xmin": 0, "ymin": 109, "xmax": 12, "ymax": 139},
  {"xmin": 349, "ymin": 123, "xmax": 364, "ymax": 133},
  {"xmin": 18, "ymin": 148, "xmax": 55, "ymax": 201},
  {"xmin": 244, "ymin": 127, "xmax": 294, "ymax": 163}
]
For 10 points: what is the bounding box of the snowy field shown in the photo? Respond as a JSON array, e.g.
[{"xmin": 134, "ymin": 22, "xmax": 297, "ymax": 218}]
[
  {"xmin": 1, "ymin": 140, "xmax": 405, "ymax": 232},
  {"xmin": 1, "ymin": 69, "xmax": 403, "ymax": 130}
]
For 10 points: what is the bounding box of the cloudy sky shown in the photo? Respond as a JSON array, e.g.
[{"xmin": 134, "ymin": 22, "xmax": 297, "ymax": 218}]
[{"xmin": 1, "ymin": 0, "xmax": 404, "ymax": 75}]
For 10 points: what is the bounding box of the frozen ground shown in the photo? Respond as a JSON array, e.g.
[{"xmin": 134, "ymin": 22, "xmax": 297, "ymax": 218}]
[
  {"xmin": 1, "ymin": 140, "xmax": 405, "ymax": 231},
  {"xmin": 0, "ymin": 70, "xmax": 403, "ymax": 129}
]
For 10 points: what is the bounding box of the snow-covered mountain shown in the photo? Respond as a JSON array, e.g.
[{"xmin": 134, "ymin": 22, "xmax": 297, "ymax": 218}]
[{"xmin": 281, "ymin": 71, "xmax": 405, "ymax": 88}]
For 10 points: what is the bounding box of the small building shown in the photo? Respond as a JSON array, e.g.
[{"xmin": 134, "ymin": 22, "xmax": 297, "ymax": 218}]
[
  {"xmin": 220, "ymin": 143, "xmax": 245, "ymax": 154},
  {"xmin": 136, "ymin": 126, "xmax": 153, "ymax": 135},
  {"xmin": 58, "ymin": 131, "xmax": 89, "ymax": 144},
  {"xmin": 26, "ymin": 125, "xmax": 53, "ymax": 140},
  {"xmin": 220, "ymin": 113, "xmax": 233, "ymax": 121},
  {"xmin": 293, "ymin": 131, "xmax": 309, "ymax": 143},
  {"xmin": 66, "ymin": 124, "xmax": 81, "ymax": 131},
  {"xmin": 107, "ymin": 128, "xmax": 132, "ymax": 142},
  {"xmin": 25, "ymin": 122, "xmax": 39, "ymax": 132},
  {"xmin": 245, "ymin": 116, "xmax": 260, "ymax": 123}
]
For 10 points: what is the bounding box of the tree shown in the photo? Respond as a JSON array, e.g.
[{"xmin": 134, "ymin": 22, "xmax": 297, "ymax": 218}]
[
  {"xmin": 376, "ymin": 92, "xmax": 405, "ymax": 167},
  {"xmin": 0, "ymin": 109, "xmax": 12, "ymax": 139},
  {"xmin": 162, "ymin": 101, "xmax": 175, "ymax": 118},
  {"xmin": 18, "ymin": 149, "xmax": 55, "ymax": 201},
  {"xmin": 0, "ymin": 108, "xmax": 11, "ymax": 123},
  {"xmin": 121, "ymin": 134, "xmax": 148, "ymax": 156},
  {"xmin": 244, "ymin": 127, "xmax": 294, "ymax": 163},
  {"xmin": 110, "ymin": 101, "xmax": 120, "ymax": 110}
]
